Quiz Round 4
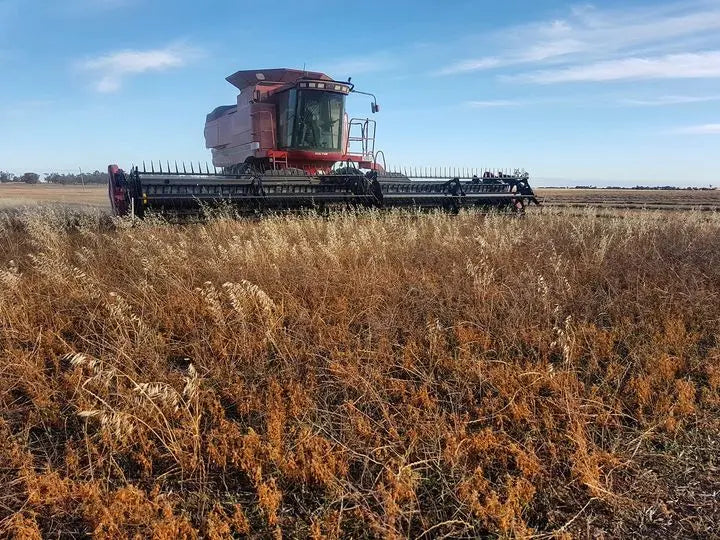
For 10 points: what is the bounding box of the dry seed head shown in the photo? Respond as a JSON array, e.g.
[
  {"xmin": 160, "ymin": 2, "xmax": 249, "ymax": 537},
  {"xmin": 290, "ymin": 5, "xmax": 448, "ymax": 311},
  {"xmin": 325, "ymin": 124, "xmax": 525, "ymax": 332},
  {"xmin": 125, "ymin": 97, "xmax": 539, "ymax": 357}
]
[
  {"xmin": 65, "ymin": 352, "xmax": 119, "ymax": 384},
  {"xmin": 222, "ymin": 280, "xmax": 276, "ymax": 320},
  {"xmin": 134, "ymin": 382, "xmax": 181, "ymax": 409},
  {"xmin": 66, "ymin": 352, "xmax": 98, "ymax": 370},
  {"xmin": 537, "ymin": 274, "xmax": 549, "ymax": 298},
  {"xmin": 183, "ymin": 363, "xmax": 200, "ymax": 400},
  {"xmin": 197, "ymin": 281, "xmax": 225, "ymax": 325},
  {"xmin": 0, "ymin": 261, "xmax": 21, "ymax": 289},
  {"xmin": 77, "ymin": 409, "xmax": 103, "ymax": 418},
  {"xmin": 240, "ymin": 279, "xmax": 276, "ymax": 316},
  {"xmin": 100, "ymin": 410, "xmax": 136, "ymax": 441}
]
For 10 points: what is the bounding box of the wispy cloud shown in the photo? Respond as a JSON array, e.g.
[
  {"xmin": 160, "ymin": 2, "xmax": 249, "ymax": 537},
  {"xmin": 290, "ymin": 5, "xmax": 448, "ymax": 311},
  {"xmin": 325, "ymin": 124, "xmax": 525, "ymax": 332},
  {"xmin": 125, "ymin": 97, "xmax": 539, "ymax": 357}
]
[
  {"xmin": 466, "ymin": 99, "xmax": 529, "ymax": 108},
  {"xmin": 318, "ymin": 53, "xmax": 396, "ymax": 77},
  {"xmin": 436, "ymin": 2, "xmax": 720, "ymax": 80},
  {"xmin": 79, "ymin": 43, "xmax": 201, "ymax": 92},
  {"xmin": 620, "ymin": 94, "xmax": 720, "ymax": 106},
  {"xmin": 439, "ymin": 58, "xmax": 502, "ymax": 75},
  {"xmin": 675, "ymin": 123, "xmax": 720, "ymax": 134},
  {"xmin": 516, "ymin": 50, "xmax": 720, "ymax": 83}
]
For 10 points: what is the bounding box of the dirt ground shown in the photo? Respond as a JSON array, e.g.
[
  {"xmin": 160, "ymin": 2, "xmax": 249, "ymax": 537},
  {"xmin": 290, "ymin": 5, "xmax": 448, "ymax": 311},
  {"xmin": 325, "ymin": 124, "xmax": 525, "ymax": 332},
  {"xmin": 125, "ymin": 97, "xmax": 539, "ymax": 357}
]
[{"xmin": 2, "ymin": 184, "xmax": 719, "ymax": 212}]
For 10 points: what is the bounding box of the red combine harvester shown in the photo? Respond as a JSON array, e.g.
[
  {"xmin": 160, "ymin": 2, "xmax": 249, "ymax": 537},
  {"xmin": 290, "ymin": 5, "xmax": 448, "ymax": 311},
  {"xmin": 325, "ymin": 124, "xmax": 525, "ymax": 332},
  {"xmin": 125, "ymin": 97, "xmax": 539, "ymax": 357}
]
[{"xmin": 108, "ymin": 68, "xmax": 537, "ymax": 217}]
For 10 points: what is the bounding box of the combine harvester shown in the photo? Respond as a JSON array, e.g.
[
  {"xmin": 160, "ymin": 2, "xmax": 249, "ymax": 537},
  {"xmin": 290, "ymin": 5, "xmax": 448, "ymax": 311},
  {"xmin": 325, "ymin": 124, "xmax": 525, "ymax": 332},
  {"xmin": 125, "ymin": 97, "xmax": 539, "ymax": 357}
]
[{"xmin": 108, "ymin": 68, "xmax": 538, "ymax": 217}]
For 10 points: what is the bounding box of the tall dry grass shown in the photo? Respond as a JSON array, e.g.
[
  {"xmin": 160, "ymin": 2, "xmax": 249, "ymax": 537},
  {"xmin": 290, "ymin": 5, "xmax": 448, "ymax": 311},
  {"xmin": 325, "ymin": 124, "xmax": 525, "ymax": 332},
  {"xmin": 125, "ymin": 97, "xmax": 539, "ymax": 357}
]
[{"xmin": 0, "ymin": 206, "xmax": 719, "ymax": 538}]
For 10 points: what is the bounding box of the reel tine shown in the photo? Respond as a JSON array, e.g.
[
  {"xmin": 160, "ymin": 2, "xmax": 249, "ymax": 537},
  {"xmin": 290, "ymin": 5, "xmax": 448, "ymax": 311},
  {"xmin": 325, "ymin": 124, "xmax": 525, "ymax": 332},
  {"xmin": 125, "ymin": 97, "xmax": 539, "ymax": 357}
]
[
  {"xmin": 183, "ymin": 161, "xmax": 187, "ymax": 174},
  {"xmin": 190, "ymin": 162, "xmax": 194, "ymax": 173},
  {"xmin": 151, "ymin": 161, "xmax": 154, "ymax": 173},
  {"xmin": 175, "ymin": 161, "xmax": 179, "ymax": 173},
  {"xmin": 142, "ymin": 160, "xmax": 146, "ymax": 173}
]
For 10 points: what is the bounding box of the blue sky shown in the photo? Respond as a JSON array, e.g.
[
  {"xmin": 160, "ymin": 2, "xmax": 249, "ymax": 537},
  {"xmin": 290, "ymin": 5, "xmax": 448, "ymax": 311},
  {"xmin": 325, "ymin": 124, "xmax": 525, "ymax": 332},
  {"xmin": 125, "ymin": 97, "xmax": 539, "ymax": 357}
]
[{"xmin": 1, "ymin": 0, "xmax": 719, "ymax": 186}]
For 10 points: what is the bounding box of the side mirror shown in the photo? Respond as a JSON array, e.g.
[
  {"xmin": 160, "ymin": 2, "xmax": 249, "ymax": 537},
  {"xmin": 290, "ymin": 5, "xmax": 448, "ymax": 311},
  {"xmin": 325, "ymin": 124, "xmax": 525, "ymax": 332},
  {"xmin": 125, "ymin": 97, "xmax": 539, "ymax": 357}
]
[{"xmin": 371, "ymin": 102, "xmax": 380, "ymax": 113}]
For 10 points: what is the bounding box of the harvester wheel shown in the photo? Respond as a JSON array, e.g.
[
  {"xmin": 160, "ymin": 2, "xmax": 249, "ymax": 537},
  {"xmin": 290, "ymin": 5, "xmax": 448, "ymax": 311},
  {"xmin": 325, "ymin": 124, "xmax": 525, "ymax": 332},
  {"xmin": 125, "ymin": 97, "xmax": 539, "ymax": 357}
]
[
  {"xmin": 512, "ymin": 198, "xmax": 526, "ymax": 214},
  {"xmin": 108, "ymin": 165, "xmax": 129, "ymax": 216},
  {"xmin": 127, "ymin": 170, "xmax": 145, "ymax": 219}
]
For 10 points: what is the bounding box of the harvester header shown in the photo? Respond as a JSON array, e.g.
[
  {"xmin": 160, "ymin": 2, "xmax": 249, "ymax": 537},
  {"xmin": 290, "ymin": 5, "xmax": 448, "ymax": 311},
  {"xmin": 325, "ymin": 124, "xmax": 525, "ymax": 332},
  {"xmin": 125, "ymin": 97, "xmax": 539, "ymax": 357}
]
[{"xmin": 108, "ymin": 67, "xmax": 537, "ymax": 217}]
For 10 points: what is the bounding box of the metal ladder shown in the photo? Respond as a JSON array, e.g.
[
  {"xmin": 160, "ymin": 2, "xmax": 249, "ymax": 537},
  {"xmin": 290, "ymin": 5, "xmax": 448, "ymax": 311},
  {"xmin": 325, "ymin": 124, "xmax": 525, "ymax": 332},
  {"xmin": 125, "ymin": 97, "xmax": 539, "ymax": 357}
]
[{"xmin": 346, "ymin": 118, "xmax": 376, "ymax": 160}]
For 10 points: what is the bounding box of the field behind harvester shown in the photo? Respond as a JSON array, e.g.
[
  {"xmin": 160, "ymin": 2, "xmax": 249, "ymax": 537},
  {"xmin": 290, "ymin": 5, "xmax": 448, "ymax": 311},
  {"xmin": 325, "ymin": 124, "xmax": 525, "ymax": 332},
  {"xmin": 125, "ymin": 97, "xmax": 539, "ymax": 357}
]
[
  {"xmin": 1, "ymin": 200, "xmax": 719, "ymax": 537},
  {"xmin": 4, "ymin": 183, "xmax": 720, "ymax": 212}
]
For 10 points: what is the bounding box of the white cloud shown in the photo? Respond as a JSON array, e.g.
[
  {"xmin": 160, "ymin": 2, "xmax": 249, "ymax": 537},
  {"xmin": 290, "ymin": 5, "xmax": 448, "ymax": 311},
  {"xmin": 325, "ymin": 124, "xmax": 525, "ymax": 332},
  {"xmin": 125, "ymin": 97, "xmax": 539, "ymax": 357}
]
[
  {"xmin": 438, "ymin": 58, "xmax": 502, "ymax": 75},
  {"xmin": 318, "ymin": 54, "xmax": 396, "ymax": 77},
  {"xmin": 466, "ymin": 99, "xmax": 527, "ymax": 108},
  {"xmin": 676, "ymin": 123, "xmax": 720, "ymax": 134},
  {"xmin": 79, "ymin": 43, "xmax": 201, "ymax": 92},
  {"xmin": 517, "ymin": 51, "xmax": 720, "ymax": 83},
  {"xmin": 621, "ymin": 95, "xmax": 720, "ymax": 106},
  {"xmin": 436, "ymin": 2, "xmax": 720, "ymax": 76}
]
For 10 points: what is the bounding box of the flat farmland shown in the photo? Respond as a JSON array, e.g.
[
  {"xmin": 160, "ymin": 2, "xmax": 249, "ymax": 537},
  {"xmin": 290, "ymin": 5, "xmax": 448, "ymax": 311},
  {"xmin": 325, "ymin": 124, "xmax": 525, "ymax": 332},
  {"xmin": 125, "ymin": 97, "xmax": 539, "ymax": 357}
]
[
  {"xmin": 0, "ymin": 184, "xmax": 108, "ymax": 210},
  {"xmin": 536, "ymin": 188, "xmax": 720, "ymax": 211},
  {"xmin": 2, "ymin": 183, "xmax": 719, "ymax": 212}
]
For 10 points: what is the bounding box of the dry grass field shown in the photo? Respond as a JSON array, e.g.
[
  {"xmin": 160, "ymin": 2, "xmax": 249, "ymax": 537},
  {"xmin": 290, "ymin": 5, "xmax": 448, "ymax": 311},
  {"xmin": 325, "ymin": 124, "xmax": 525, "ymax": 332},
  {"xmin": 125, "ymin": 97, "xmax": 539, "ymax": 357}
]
[
  {"xmin": 1, "ymin": 206, "xmax": 719, "ymax": 538},
  {"xmin": 0, "ymin": 184, "xmax": 108, "ymax": 210}
]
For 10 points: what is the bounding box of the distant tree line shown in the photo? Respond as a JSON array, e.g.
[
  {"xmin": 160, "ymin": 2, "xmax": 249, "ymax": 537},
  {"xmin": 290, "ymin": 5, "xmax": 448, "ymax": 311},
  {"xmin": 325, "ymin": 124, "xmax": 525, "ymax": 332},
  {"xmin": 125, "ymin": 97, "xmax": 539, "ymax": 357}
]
[
  {"xmin": 0, "ymin": 171, "xmax": 40, "ymax": 184},
  {"xmin": 45, "ymin": 171, "xmax": 107, "ymax": 184},
  {"xmin": 0, "ymin": 170, "xmax": 107, "ymax": 184}
]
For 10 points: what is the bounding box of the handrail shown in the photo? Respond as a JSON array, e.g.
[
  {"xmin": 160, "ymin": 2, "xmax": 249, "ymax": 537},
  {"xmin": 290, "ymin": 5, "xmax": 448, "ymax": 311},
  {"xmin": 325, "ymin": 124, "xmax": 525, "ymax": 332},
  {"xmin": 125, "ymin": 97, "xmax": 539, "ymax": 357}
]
[{"xmin": 346, "ymin": 118, "xmax": 376, "ymax": 159}]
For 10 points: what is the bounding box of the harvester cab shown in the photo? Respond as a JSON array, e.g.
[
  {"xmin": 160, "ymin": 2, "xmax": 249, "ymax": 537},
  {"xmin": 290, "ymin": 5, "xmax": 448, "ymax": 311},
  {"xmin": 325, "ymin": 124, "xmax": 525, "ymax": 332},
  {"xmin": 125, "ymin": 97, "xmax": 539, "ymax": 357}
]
[
  {"xmin": 203, "ymin": 68, "xmax": 377, "ymax": 174},
  {"xmin": 108, "ymin": 67, "xmax": 538, "ymax": 217}
]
